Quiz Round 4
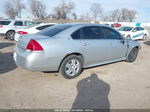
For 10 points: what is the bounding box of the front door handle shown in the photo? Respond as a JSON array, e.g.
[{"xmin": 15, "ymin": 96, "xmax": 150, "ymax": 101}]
[
  {"xmin": 109, "ymin": 43, "xmax": 112, "ymax": 45},
  {"xmin": 82, "ymin": 43, "xmax": 87, "ymax": 46}
]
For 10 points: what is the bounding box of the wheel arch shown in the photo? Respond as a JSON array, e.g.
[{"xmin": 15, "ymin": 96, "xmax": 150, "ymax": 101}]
[
  {"xmin": 6, "ymin": 30, "xmax": 16, "ymax": 33},
  {"xmin": 126, "ymin": 45, "xmax": 140, "ymax": 58},
  {"xmin": 58, "ymin": 52, "xmax": 85, "ymax": 71}
]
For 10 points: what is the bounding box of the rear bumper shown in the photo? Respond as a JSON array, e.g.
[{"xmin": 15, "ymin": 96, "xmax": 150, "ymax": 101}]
[{"xmin": 13, "ymin": 48, "xmax": 61, "ymax": 72}]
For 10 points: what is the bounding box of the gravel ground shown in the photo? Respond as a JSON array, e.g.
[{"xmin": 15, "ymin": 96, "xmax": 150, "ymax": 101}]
[{"xmin": 0, "ymin": 35, "xmax": 150, "ymax": 109}]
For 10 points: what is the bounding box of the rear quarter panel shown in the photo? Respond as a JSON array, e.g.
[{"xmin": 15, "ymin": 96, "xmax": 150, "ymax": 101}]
[{"xmin": 37, "ymin": 38, "xmax": 82, "ymax": 70}]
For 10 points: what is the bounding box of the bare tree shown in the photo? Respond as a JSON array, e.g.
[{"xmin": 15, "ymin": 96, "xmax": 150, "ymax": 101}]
[
  {"xmin": 72, "ymin": 13, "xmax": 77, "ymax": 20},
  {"xmin": 52, "ymin": 0, "xmax": 75, "ymax": 19},
  {"xmin": 4, "ymin": 0, "xmax": 25, "ymax": 19},
  {"xmin": 119, "ymin": 8, "xmax": 137, "ymax": 22},
  {"xmin": 85, "ymin": 13, "xmax": 92, "ymax": 20},
  {"xmin": 16, "ymin": 0, "xmax": 25, "ymax": 18},
  {"xmin": 28, "ymin": 0, "xmax": 47, "ymax": 19},
  {"xmin": 109, "ymin": 9, "xmax": 122, "ymax": 22},
  {"xmin": 101, "ymin": 13, "xmax": 110, "ymax": 22},
  {"xmin": 128, "ymin": 10, "xmax": 137, "ymax": 22},
  {"xmin": 103, "ymin": 8, "xmax": 137, "ymax": 22},
  {"xmin": 90, "ymin": 3, "xmax": 103, "ymax": 21}
]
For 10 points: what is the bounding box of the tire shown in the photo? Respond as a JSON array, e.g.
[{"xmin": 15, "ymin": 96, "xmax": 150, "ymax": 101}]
[
  {"xmin": 6, "ymin": 30, "xmax": 15, "ymax": 40},
  {"xmin": 59, "ymin": 55, "xmax": 83, "ymax": 79},
  {"xmin": 126, "ymin": 47, "xmax": 139, "ymax": 62},
  {"xmin": 142, "ymin": 34, "xmax": 147, "ymax": 40}
]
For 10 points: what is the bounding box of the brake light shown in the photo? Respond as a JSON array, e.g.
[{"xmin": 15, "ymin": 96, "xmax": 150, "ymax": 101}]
[
  {"xmin": 17, "ymin": 31, "xmax": 28, "ymax": 34},
  {"xmin": 0, "ymin": 25, "xmax": 3, "ymax": 28},
  {"xmin": 26, "ymin": 39, "xmax": 44, "ymax": 51}
]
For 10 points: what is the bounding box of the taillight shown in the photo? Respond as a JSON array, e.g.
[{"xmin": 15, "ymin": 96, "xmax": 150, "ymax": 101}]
[
  {"xmin": 0, "ymin": 25, "xmax": 3, "ymax": 28},
  {"xmin": 17, "ymin": 31, "xmax": 28, "ymax": 34},
  {"xmin": 26, "ymin": 39, "xmax": 44, "ymax": 51}
]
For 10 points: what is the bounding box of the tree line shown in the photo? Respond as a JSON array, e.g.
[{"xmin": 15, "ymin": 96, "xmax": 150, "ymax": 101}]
[{"xmin": 3, "ymin": 0, "xmax": 138, "ymax": 22}]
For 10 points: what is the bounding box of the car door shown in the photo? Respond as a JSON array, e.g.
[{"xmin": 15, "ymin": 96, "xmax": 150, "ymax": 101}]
[
  {"xmin": 138, "ymin": 27, "xmax": 145, "ymax": 39},
  {"xmin": 101, "ymin": 26, "xmax": 128, "ymax": 61},
  {"xmin": 79, "ymin": 26, "xmax": 107, "ymax": 67},
  {"xmin": 132, "ymin": 27, "xmax": 143, "ymax": 39}
]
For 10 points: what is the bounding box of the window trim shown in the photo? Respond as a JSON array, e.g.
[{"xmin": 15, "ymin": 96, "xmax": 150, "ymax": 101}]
[
  {"xmin": 101, "ymin": 26, "xmax": 122, "ymax": 40},
  {"xmin": 14, "ymin": 21, "xmax": 23, "ymax": 26},
  {"xmin": 71, "ymin": 29, "xmax": 81, "ymax": 40},
  {"xmin": 80, "ymin": 26, "xmax": 105, "ymax": 40}
]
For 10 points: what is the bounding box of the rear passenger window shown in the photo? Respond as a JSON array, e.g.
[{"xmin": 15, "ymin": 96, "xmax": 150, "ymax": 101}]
[
  {"xmin": 81, "ymin": 26, "xmax": 104, "ymax": 39},
  {"xmin": 14, "ymin": 21, "xmax": 23, "ymax": 26},
  {"xmin": 102, "ymin": 27, "xmax": 121, "ymax": 40},
  {"xmin": 0, "ymin": 21, "xmax": 11, "ymax": 25},
  {"xmin": 71, "ymin": 29, "xmax": 80, "ymax": 39},
  {"xmin": 36, "ymin": 25, "xmax": 54, "ymax": 30}
]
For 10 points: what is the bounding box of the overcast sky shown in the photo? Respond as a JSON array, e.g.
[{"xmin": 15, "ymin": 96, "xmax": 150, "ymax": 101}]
[{"xmin": 0, "ymin": 0, "xmax": 150, "ymax": 22}]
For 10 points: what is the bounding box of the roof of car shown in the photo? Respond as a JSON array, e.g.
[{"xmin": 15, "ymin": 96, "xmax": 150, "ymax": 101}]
[
  {"xmin": 58, "ymin": 23, "xmax": 106, "ymax": 27},
  {"xmin": 1, "ymin": 19, "xmax": 33, "ymax": 21}
]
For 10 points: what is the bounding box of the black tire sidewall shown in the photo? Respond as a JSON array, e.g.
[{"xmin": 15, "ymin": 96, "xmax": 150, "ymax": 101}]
[
  {"xmin": 127, "ymin": 47, "xmax": 139, "ymax": 62},
  {"xmin": 59, "ymin": 55, "xmax": 83, "ymax": 79},
  {"xmin": 6, "ymin": 31, "xmax": 15, "ymax": 40}
]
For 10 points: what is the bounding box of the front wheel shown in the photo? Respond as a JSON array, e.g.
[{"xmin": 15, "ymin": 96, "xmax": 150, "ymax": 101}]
[
  {"xmin": 59, "ymin": 55, "xmax": 83, "ymax": 79},
  {"xmin": 126, "ymin": 47, "xmax": 139, "ymax": 62}
]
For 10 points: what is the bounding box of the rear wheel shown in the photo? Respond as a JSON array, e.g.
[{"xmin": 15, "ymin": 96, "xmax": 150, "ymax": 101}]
[
  {"xmin": 59, "ymin": 55, "xmax": 83, "ymax": 79},
  {"xmin": 126, "ymin": 47, "xmax": 139, "ymax": 62},
  {"xmin": 6, "ymin": 30, "xmax": 15, "ymax": 40}
]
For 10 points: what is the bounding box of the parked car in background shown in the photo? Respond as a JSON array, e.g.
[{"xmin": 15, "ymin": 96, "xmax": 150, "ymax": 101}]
[
  {"xmin": 118, "ymin": 26, "xmax": 149, "ymax": 40},
  {"xmin": 0, "ymin": 19, "xmax": 36, "ymax": 40},
  {"xmin": 14, "ymin": 23, "xmax": 140, "ymax": 79},
  {"xmin": 15, "ymin": 23, "xmax": 57, "ymax": 41},
  {"xmin": 111, "ymin": 23, "xmax": 122, "ymax": 27}
]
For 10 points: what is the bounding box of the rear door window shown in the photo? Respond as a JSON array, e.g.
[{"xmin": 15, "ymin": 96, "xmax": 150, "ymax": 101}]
[
  {"xmin": 0, "ymin": 21, "xmax": 11, "ymax": 25},
  {"xmin": 38, "ymin": 25, "xmax": 72, "ymax": 37},
  {"xmin": 14, "ymin": 21, "xmax": 23, "ymax": 26},
  {"xmin": 81, "ymin": 26, "xmax": 104, "ymax": 39}
]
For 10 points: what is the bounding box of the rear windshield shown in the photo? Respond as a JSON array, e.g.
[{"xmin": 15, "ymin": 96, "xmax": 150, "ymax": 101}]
[
  {"xmin": 38, "ymin": 24, "xmax": 72, "ymax": 37},
  {"xmin": 0, "ymin": 21, "xmax": 11, "ymax": 25}
]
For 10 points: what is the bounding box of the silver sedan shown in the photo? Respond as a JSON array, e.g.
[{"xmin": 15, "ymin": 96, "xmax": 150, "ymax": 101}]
[{"xmin": 13, "ymin": 23, "xmax": 140, "ymax": 79}]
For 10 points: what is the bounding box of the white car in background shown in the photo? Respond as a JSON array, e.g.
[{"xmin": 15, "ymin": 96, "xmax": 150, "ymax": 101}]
[
  {"xmin": 0, "ymin": 19, "xmax": 36, "ymax": 39},
  {"xmin": 14, "ymin": 23, "xmax": 57, "ymax": 41},
  {"xmin": 118, "ymin": 26, "xmax": 149, "ymax": 40}
]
